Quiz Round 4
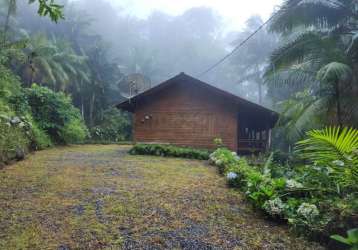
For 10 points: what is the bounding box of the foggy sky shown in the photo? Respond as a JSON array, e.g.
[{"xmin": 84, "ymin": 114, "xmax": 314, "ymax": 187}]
[{"xmin": 103, "ymin": 0, "xmax": 283, "ymax": 31}]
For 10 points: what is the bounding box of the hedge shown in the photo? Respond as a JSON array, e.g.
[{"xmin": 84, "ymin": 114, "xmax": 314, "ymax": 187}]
[{"xmin": 129, "ymin": 144, "xmax": 210, "ymax": 160}]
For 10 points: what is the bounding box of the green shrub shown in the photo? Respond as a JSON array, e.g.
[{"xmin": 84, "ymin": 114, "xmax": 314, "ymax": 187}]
[
  {"xmin": 0, "ymin": 113, "xmax": 53, "ymax": 163},
  {"xmin": 90, "ymin": 108, "xmax": 131, "ymax": 142},
  {"xmin": 331, "ymin": 228, "xmax": 358, "ymax": 250},
  {"xmin": 0, "ymin": 65, "xmax": 22, "ymax": 115},
  {"xmin": 296, "ymin": 127, "xmax": 358, "ymax": 195},
  {"xmin": 0, "ymin": 58, "xmax": 54, "ymax": 165},
  {"xmin": 30, "ymin": 120, "xmax": 52, "ymax": 150},
  {"xmin": 0, "ymin": 117, "xmax": 30, "ymax": 163},
  {"xmin": 209, "ymin": 139, "xmax": 357, "ymax": 245},
  {"xmin": 59, "ymin": 119, "xmax": 88, "ymax": 144},
  {"xmin": 129, "ymin": 144, "xmax": 210, "ymax": 160},
  {"xmin": 25, "ymin": 84, "xmax": 88, "ymax": 144},
  {"xmin": 209, "ymin": 148, "xmax": 240, "ymax": 174}
]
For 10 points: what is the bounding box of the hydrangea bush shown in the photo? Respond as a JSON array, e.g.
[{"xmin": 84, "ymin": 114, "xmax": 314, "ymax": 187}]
[
  {"xmin": 263, "ymin": 198, "xmax": 286, "ymax": 216},
  {"xmin": 286, "ymin": 179, "xmax": 304, "ymax": 189},
  {"xmin": 209, "ymin": 147, "xmax": 357, "ymax": 245},
  {"xmin": 297, "ymin": 203, "xmax": 320, "ymax": 221}
]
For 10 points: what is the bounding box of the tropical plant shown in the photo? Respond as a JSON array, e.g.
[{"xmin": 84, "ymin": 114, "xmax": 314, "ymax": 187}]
[
  {"xmin": 274, "ymin": 90, "xmax": 324, "ymax": 144},
  {"xmin": 296, "ymin": 127, "xmax": 358, "ymax": 194},
  {"xmin": 0, "ymin": 116, "xmax": 30, "ymax": 163},
  {"xmin": 89, "ymin": 108, "xmax": 131, "ymax": 143},
  {"xmin": 266, "ymin": 0, "xmax": 358, "ymax": 144},
  {"xmin": 83, "ymin": 41, "xmax": 124, "ymax": 126},
  {"xmin": 210, "ymin": 145, "xmax": 357, "ymax": 243},
  {"xmin": 331, "ymin": 228, "xmax": 358, "ymax": 250},
  {"xmin": 296, "ymin": 127, "xmax": 358, "ymax": 166},
  {"xmin": 20, "ymin": 34, "xmax": 89, "ymax": 91},
  {"xmin": 25, "ymin": 84, "xmax": 88, "ymax": 144}
]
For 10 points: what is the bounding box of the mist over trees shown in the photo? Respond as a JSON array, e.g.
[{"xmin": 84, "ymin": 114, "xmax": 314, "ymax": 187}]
[
  {"xmin": 3, "ymin": 1, "xmax": 355, "ymax": 148},
  {"xmin": 74, "ymin": 0, "xmax": 229, "ymax": 83},
  {"xmin": 1, "ymin": 0, "xmax": 278, "ymax": 128},
  {"xmin": 1, "ymin": 2, "xmax": 358, "ymax": 247}
]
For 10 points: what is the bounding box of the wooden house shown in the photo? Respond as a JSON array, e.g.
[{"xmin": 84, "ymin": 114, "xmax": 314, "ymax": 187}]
[{"xmin": 116, "ymin": 73, "xmax": 278, "ymax": 153}]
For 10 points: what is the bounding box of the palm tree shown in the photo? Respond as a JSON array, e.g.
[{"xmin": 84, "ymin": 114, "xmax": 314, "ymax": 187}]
[
  {"xmin": 265, "ymin": 0, "xmax": 358, "ymax": 138},
  {"xmin": 21, "ymin": 34, "xmax": 88, "ymax": 91}
]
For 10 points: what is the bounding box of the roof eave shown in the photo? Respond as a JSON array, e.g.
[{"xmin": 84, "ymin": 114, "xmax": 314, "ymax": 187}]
[
  {"xmin": 115, "ymin": 73, "xmax": 279, "ymax": 120},
  {"xmin": 116, "ymin": 100, "xmax": 134, "ymax": 112}
]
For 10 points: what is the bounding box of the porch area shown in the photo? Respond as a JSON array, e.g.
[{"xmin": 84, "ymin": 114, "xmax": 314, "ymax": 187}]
[{"xmin": 237, "ymin": 110, "xmax": 273, "ymax": 154}]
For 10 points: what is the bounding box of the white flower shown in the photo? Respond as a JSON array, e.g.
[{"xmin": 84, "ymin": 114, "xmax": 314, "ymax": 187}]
[
  {"xmin": 209, "ymin": 153, "xmax": 217, "ymax": 163},
  {"xmin": 215, "ymin": 159, "xmax": 222, "ymax": 166},
  {"xmin": 10, "ymin": 116, "xmax": 21, "ymax": 125},
  {"xmin": 231, "ymin": 152, "xmax": 240, "ymax": 160},
  {"xmin": 286, "ymin": 179, "xmax": 303, "ymax": 189},
  {"xmin": 297, "ymin": 203, "xmax": 319, "ymax": 220},
  {"xmin": 312, "ymin": 165, "xmax": 322, "ymax": 171},
  {"xmin": 263, "ymin": 198, "xmax": 286, "ymax": 216},
  {"xmin": 226, "ymin": 172, "xmax": 238, "ymax": 180},
  {"xmin": 326, "ymin": 167, "xmax": 334, "ymax": 174},
  {"xmin": 332, "ymin": 160, "xmax": 345, "ymax": 167}
]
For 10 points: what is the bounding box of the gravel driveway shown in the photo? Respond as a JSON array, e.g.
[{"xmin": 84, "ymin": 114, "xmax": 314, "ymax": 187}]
[{"xmin": 0, "ymin": 145, "xmax": 323, "ymax": 250}]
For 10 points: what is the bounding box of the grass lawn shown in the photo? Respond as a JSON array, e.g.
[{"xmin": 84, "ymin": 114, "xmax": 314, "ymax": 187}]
[{"xmin": 0, "ymin": 145, "xmax": 323, "ymax": 249}]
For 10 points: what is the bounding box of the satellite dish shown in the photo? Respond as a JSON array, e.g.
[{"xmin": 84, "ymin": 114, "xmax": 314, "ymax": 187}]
[{"xmin": 119, "ymin": 73, "xmax": 151, "ymax": 99}]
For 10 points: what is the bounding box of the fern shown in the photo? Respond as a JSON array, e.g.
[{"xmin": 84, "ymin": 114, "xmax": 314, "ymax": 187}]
[
  {"xmin": 295, "ymin": 127, "xmax": 358, "ymax": 193},
  {"xmin": 295, "ymin": 127, "xmax": 358, "ymax": 166}
]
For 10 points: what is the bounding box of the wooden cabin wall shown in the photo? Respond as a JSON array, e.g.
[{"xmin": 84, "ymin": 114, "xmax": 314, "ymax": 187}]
[{"xmin": 132, "ymin": 82, "xmax": 238, "ymax": 151}]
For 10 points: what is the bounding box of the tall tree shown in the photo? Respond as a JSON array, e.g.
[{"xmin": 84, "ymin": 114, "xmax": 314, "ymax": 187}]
[
  {"xmin": 265, "ymin": 0, "xmax": 358, "ymax": 145},
  {"xmin": 18, "ymin": 34, "xmax": 88, "ymax": 91},
  {"xmin": 2, "ymin": 0, "xmax": 16, "ymax": 44},
  {"xmin": 230, "ymin": 16, "xmax": 277, "ymax": 104}
]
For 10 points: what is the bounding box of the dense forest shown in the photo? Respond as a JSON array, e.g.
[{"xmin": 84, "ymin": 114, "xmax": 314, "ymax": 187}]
[
  {"xmin": 0, "ymin": 0, "xmax": 357, "ymax": 249},
  {"xmin": 0, "ymin": 0, "xmax": 281, "ymax": 158}
]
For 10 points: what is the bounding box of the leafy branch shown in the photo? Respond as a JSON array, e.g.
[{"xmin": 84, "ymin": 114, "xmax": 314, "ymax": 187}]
[{"xmin": 28, "ymin": 0, "xmax": 64, "ymax": 22}]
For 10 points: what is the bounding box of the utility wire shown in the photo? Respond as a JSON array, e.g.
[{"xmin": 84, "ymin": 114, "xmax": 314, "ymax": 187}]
[
  {"xmin": 198, "ymin": 0, "xmax": 345, "ymax": 77},
  {"xmin": 198, "ymin": 12, "xmax": 280, "ymax": 77}
]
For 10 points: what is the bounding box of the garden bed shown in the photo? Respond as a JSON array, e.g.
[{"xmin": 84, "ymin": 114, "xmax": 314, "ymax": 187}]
[{"xmin": 209, "ymin": 147, "xmax": 357, "ymax": 249}]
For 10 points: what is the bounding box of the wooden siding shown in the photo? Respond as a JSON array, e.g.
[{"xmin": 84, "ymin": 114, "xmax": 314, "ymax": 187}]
[{"xmin": 133, "ymin": 82, "xmax": 238, "ymax": 151}]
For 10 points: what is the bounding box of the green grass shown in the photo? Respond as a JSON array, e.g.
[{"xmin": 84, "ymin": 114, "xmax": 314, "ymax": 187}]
[{"xmin": 0, "ymin": 145, "xmax": 323, "ymax": 249}]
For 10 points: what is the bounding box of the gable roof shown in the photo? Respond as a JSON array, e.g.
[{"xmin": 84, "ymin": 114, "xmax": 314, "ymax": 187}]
[{"xmin": 116, "ymin": 73, "xmax": 278, "ymax": 124}]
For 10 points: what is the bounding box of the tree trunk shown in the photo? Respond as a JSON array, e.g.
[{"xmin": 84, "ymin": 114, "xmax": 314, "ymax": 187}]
[
  {"xmin": 3, "ymin": 0, "xmax": 15, "ymax": 45},
  {"xmin": 3, "ymin": 0, "xmax": 16, "ymax": 46},
  {"xmin": 335, "ymin": 80, "xmax": 342, "ymax": 126},
  {"xmin": 89, "ymin": 92, "xmax": 95, "ymax": 127},
  {"xmin": 81, "ymin": 94, "xmax": 85, "ymax": 119},
  {"xmin": 29, "ymin": 64, "xmax": 34, "ymax": 86}
]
